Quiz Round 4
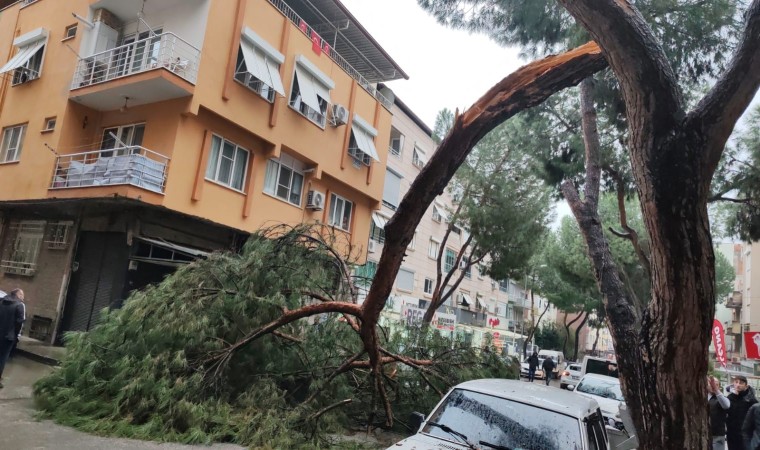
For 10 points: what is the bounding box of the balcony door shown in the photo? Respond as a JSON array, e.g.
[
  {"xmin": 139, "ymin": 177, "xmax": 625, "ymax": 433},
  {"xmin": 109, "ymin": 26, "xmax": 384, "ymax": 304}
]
[
  {"xmin": 101, "ymin": 123, "xmax": 145, "ymax": 157},
  {"xmin": 113, "ymin": 28, "xmax": 163, "ymax": 77}
]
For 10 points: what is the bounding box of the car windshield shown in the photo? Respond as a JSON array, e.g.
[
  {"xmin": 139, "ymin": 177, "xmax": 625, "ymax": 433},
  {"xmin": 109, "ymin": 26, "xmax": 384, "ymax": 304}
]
[
  {"xmin": 422, "ymin": 389, "xmax": 583, "ymax": 450},
  {"xmin": 576, "ymin": 378, "xmax": 625, "ymax": 402}
]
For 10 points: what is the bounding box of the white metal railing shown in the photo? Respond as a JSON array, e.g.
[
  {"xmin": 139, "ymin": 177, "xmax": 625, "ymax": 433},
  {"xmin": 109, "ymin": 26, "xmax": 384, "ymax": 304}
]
[
  {"xmin": 51, "ymin": 147, "xmax": 169, "ymax": 194},
  {"xmin": 71, "ymin": 32, "xmax": 200, "ymax": 89},
  {"xmin": 266, "ymin": 0, "xmax": 393, "ymax": 109}
]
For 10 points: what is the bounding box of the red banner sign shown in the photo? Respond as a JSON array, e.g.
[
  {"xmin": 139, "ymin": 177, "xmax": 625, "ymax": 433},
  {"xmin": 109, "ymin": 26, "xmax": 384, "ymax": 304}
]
[
  {"xmin": 713, "ymin": 319, "xmax": 727, "ymax": 368},
  {"xmin": 744, "ymin": 331, "xmax": 760, "ymax": 359}
]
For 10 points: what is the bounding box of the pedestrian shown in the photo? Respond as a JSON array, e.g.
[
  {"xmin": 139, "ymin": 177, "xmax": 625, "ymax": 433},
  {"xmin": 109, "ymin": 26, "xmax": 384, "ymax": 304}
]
[
  {"xmin": 542, "ymin": 356, "xmax": 556, "ymax": 386},
  {"xmin": 708, "ymin": 375, "xmax": 730, "ymax": 450},
  {"xmin": 527, "ymin": 351, "xmax": 539, "ymax": 383},
  {"xmin": 0, "ymin": 289, "xmax": 24, "ymax": 389},
  {"xmin": 728, "ymin": 375, "xmax": 758, "ymax": 450},
  {"xmin": 744, "ymin": 400, "xmax": 760, "ymax": 450},
  {"xmin": 9, "ymin": 290, "xmax": 25, "ymax": 359}
]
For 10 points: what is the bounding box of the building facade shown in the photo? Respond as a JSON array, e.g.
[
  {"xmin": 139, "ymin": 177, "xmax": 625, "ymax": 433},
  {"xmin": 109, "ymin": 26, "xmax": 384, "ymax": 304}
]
[
  {"xmin": 0, "ymin": 0, "xmax": 405, "ymax": 342},
  {"xmin": 358, "ymin": 94, "xmax": 547, "ymax": 358}
]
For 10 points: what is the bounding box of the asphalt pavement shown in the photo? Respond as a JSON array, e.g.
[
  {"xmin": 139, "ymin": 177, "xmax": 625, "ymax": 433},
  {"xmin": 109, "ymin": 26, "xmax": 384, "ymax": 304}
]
[{"xmin": 0, "ymin": 356, "xmax": 244, "ymax": 450}]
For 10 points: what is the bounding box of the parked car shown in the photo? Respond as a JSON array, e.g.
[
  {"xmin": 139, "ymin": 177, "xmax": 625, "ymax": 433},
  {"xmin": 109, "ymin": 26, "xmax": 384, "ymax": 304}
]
[
  {"xmin": 389, "ymin": 379, "xmax": 611, "ymax": 449},
  {"xmin": 561, "ymin": 362, "xmax": 583, "ymax": 390},
  {"xmin": 520, "ymin": 357, "xmax": 544, "ymax": 380},
  {"xmin": 582, "ymin": 355, "xmax": 619, "ymax": 378},
  {"xmin": 571, "ymin": 373, "xmax": 638, "ymax": 449}
]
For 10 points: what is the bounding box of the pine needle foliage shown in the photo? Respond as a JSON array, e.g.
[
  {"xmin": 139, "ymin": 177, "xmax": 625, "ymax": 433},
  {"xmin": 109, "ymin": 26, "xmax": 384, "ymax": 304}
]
[{"xmin": 34, "ymin": 224, "xmax": 517, "ymax": 448}]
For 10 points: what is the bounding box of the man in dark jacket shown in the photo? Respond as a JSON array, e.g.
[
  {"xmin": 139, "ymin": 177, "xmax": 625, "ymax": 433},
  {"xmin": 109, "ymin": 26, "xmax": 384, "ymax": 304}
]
[
  {"xmin": 527, "ymin": 351, "xmax": 539, "ymax": 383},
  {"xmin": 0, "ymin": 288, "xmax": 25, "ymax": 388},
  {"xmin": 743, "ymin": 402, "xmax": 760, "ymax": 450},
  {"xmin": 542, "ymin": 356, "xmax": 556, "ymax": 386},
  {"xmin": 728, "ymin": 375, "xmax": 758, "ymax": 450}
]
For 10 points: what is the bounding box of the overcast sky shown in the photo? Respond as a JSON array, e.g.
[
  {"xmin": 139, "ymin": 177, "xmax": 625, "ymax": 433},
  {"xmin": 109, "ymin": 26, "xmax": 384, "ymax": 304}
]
[{"xmin": 340, "ymin": 0, "xmax": 524, "ymax": 130}]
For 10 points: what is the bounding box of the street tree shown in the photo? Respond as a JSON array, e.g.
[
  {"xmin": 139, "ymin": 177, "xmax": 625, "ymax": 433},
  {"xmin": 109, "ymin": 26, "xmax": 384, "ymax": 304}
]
[
  {"xmin": 414, "ymin": 1, "xmax": 760, "ymax": 447},
  {"xmin": 421, "ymin": 112, "xmax": 553, "ymax": 324}
]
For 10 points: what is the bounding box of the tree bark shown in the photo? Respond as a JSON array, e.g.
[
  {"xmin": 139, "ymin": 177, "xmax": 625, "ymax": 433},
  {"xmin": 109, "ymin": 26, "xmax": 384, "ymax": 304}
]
[
  {"xmin": 591, "ymin": 326, "xmax": 600, "ymax": 355},
  {"xmin": 523, "ymin": 298, "xmax": 551, "ymax": 358}
]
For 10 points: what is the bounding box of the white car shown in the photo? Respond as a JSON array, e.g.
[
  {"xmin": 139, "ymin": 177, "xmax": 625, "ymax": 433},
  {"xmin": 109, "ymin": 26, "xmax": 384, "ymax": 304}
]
[
  {"xmin": 389, "ymin": 379, "xmax": 611, "ymax": 449},
  {"xmin": 520, "ymin": 358, "xmax": 544, "ymax": 379},
  {"xmin": 571, "ymin": 374, "xmax": 638, "ymax": 449},
  {"xmin": 561, "ymin": 363, "xmax": 583, "ymax": 390}
]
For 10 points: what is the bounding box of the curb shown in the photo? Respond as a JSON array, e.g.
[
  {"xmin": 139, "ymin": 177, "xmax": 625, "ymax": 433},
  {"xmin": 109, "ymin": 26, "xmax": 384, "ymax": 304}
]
[{"xmin": 15, "ymin": 349, "xmax": 60, "ymax": 367}]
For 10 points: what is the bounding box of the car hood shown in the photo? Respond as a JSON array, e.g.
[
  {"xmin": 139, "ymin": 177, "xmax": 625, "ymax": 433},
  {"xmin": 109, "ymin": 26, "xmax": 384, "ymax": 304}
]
[
  {"xmin": 387, "ymin": 433, "xmax": 471, "ymax": 450},
  {"xmin": 575, "ymin": 392, "xmax": 621, "ymax": 417}
]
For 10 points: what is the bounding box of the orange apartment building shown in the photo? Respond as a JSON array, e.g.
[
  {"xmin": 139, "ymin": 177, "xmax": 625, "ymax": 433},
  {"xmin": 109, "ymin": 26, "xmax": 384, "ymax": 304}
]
[{"xmin": 0, "ymin": 0, "xmax": 406, "ymax": 342}]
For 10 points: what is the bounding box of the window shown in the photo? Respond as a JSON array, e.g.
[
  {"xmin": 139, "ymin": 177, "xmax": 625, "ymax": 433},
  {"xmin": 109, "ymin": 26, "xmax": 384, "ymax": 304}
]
[
  {"xmin": 1, "ymin": 221, "xmax": 44, "ymax": 276},
  {"xmin": 236, "ymin": 27, "xmax": 285, "ymax": 103},
  {"xmin": 370, "ymin": 220, "xmax": 385, "ymax": 243},
  {"xmin": 43, "ymin": 116, "xmax": 56, "ymax": 132},
  {"xmin": 396, "ymin": 268, "xmax": 414, "ymax": 292},
  {"xmin": 329, "ymin": 193, "xmax": 353, "ymax": 232},
  {"xmin": 464, "ymin": 262, "xmax": 472, "ymax": 278},
  {"xmin": 389, "ymin": 127, "xmax": 404, "ymax": 157},
  {"xmin": 349, "ymin": 115, "xmax": 380, "ymax": 166},
  {"xmin": 428, "ymin": 238, "xmax": 440, "ymax": 259},
  {"xmin": 355, "ymin": 261, "xmax": 377, "ymax": 286},
  {"xmin": 100, "ymin": 123, "xmax": 144, "ymax": 156},
  {"xmin": 432, "ymin": 204, "xmax": 445, "ymax": 223},
  {"xmin": 451, "ymin": 225, "xmax": 462, "ymax": 236},
  {"xmin": 412, "ymin": 146, "xmax": 426, "ymax": 169},
  {"xmin": 424, "ymin": 278, "xmax": 434, "ymax": 295},
  {"xmin": 64, "ymin": 24, "xmax": 77, "ymax": 40},
  {"xmin": 0, "ymin": 29, "xmax": 47, "ymax": 85},
  {"xmin": 1, "ymin": 124, "xmax": 26, "ymax": 162},
  {"xmin": 383, "ymin": 168, "xmax": 403, "ymax": 210},
  {"xmin": 444, "ymin": 248, "xmax": 457, "ymax": 272},
  {"xmin": 263, "ymin": 154, "xmax": 305, "ymax": 206},
  {"xmin": 409, "ymin": 231, "xmax": 417, "ymax": 251},
  {"xmin": 205, "ymin": 135, "xmax": 249, "ymax": 191},
  {"xmin": 46, "ymin": 221, "xmax": 73, "ymax": 250},
  {"xmin": 290, "ymin": 56, "xmax": 333, "ymax": 127}
]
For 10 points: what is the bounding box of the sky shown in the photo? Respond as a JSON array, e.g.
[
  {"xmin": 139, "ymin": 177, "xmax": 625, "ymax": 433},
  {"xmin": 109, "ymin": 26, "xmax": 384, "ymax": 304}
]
[{"xmin": 340, "ymin": 0, "xmax": 525, "ymax": 130}]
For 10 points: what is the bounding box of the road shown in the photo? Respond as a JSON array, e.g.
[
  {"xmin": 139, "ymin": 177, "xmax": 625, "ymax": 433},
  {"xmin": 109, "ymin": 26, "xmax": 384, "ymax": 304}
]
[{"xmin": 0, "ymin": 356, "xmax": 244, "ymax": 450}]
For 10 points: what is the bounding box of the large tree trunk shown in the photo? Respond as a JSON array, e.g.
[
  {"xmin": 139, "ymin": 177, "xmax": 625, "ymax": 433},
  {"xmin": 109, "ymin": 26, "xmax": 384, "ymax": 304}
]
[{"xmin": 559, "ymin": 0, "xmax": 760, "ymax": 435}]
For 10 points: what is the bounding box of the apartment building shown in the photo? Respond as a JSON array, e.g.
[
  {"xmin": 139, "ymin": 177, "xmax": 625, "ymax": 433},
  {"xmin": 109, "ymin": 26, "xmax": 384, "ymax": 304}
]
[
  {"xmin": 357, "ymin": 94, "xmax": 541, "ymax": 357},
  {"xmin": 0, "ymin": 0, "xmax": 406, "ymax": 342}
]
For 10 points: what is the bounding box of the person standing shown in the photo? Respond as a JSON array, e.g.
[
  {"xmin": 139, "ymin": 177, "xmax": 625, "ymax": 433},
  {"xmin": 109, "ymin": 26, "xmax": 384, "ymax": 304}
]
[
  {"xmin": 708, "ymin": 375, "xmax": 730, "ymax": 450},
  {"xmin": 0, "ymin": 288, "xmax": 25, "ymax": 389},
  {"xmin": 728, "ymin": 375, "xmax": 758, "ymax": 450},
  {"xmin": 527, "ymin": 351, "xmax": 539, "ymax": 383},
  {"xmin": 542, "ymin": 356, "xmax": 556, "ymax": 386}
]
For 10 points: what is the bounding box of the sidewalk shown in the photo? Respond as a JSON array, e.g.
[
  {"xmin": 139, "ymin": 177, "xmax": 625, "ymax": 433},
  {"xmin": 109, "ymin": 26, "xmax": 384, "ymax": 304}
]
[{"xmin": 0, "ymin": 355, "xmax": 244, "ymax": 450}]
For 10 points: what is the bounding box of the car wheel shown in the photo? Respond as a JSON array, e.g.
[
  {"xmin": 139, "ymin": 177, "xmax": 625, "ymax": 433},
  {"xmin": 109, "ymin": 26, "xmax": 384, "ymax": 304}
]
[{"xmin": 560, "ymin": 384, "xmax": 567, "ymax": 390}]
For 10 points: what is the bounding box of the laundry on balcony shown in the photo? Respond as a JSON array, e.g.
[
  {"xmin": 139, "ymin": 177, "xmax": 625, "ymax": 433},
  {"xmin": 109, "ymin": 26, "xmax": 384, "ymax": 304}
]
[{"xmin": 51, "ymin": 148, "xmax": 169, "ymax": 193}]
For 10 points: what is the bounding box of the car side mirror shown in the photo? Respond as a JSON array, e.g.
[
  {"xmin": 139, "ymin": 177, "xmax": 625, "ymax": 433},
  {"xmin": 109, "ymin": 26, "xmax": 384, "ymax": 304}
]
[
  {"xmin": 567, "ymin": 385, "xmax": 575, "ymax": 391},
  {"xmin": 409, "ymin": 412, "xmax": 425, "ymax": 431}
]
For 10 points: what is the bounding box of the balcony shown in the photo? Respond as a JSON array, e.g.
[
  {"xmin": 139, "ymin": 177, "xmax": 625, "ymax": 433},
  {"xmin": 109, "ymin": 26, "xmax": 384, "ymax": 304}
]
[
  {"xmin": 727, "ymin": 291, "xmax": 743, "ymax": 309},
  {"xmin": 50, "ymin": 147, "xmax": 169, "ymax": 194},
  {"xmin": 70, "ymin": 32, "xmax": 199, "ymax": 111}
]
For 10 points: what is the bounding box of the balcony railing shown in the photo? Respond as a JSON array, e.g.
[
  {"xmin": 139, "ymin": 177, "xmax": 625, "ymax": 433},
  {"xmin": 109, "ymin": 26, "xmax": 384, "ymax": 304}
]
[
  {"xmin": 72, "ymin": 32, "xmax": 200, "ymax": 90},
  {"xmin": 265, "ymin": 0, "xmax": 392, "ymax": 109},
  {"xmin": 51, "ymin": 147, "xmax": 169, "ymax": 194}
]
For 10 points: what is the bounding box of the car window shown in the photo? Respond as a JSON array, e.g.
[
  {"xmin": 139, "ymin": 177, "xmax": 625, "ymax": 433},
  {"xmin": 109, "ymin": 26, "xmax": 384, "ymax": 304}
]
[
  {"xmin": 586, "ymin": 359, "xmax": 619, "ymax": 378},
  {"xmin": 422, "ymin": 389, "xmax": 584, "ymax": 450},
  {"xmin": 570, "ymin": 365, "xmax": 581, "ymax": 371},
  {"xmin": 586, "ymin": 410, "xmax": 608, "ymax": 450},
  {"xmin": 576, "ymin": 377, "xmax": 625, "ymax": 401}
]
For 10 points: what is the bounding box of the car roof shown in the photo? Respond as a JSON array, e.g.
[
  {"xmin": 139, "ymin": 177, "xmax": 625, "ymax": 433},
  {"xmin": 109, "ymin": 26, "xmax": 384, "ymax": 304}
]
[
  {"xmin": 580, "ymin": 373, "xmax": 620, "ymax": 383},
  {"xmin": 454, "ymin": 379, "xmax": 599, "ymax": 418}
]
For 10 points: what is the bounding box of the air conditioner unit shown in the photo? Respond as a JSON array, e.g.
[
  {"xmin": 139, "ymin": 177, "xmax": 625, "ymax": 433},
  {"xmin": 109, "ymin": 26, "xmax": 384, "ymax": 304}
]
[
  {"xmin": 459, "ymin": 259, "xmax": 468, "ymax": 270},
  {"xmin": 306, "ymin": 189, "xmax": 325, "ymax": 210},
  {"xmin": 330, "ymin": 104, "xmax": 349, "ymax": 126},
  {"xmin": 368, "ymin": 240, "xmax": 376, "ymax": 253}
]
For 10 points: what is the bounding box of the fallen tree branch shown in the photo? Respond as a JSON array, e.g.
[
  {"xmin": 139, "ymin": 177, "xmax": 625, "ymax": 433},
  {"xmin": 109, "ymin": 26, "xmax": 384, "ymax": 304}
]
[{"xmin": 308, "ymin": 399, "xmax": 353, "ymax": 423}]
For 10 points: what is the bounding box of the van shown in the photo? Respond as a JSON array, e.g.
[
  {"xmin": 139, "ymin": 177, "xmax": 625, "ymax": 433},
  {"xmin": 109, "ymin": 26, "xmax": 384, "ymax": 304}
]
[{"xmin": 539, "ymin": 349, "xmax": 565, "ymax": 376}]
